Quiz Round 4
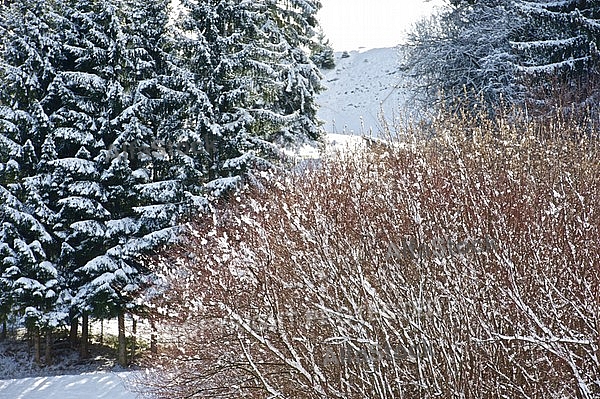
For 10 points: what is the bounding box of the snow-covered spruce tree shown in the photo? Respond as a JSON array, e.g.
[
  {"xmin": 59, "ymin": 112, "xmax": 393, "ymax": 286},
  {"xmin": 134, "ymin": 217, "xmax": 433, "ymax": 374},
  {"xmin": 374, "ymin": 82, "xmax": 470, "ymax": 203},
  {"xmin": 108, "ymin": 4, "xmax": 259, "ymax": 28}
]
[
  {"xmin": 511, "ymin": 0, "xmax": 600, "ymax": 118},
  {"xmin": 103, "ymin": 0, "xmax": 211, "ymax": 362},
  {"xmin": 178, "ymin": 0, "xmax": 323, "ymax": 193},
  {"xmin": 0, "ymin": 0, "xmax": 67, "ymax": 362},
  {"xmin": 266, "ymin": 0, "xmax": 324, "ymax": 145},
  {"xmin": 117, "ymin": 0, "xmax": 209, "ymax": 204},
  {"xmin": 36, "ymin": 0, "xmax": 130, "ymax": 361},
  {"xmin": 405, "ymin": 0, "xmax": 524, "ymax": 114},
  {"xmin": 37, "ymin": 0, "xmax": 201, "ymax": 364},
  {"xmin": 180, "ymin": 0, "xmax": 276, "ymax": 190},
  {"xmin": 310, "ymin": 28, "xmax": 335, "ymax": 70}
]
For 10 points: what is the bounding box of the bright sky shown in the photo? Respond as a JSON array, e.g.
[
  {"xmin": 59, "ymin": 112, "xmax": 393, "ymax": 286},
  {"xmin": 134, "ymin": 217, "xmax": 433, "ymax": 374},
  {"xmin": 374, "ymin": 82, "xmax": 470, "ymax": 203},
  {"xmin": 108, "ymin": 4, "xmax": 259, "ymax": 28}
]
[{"xmin": 318, "ymin": 0, "xmax": 445, "ymax": 51}]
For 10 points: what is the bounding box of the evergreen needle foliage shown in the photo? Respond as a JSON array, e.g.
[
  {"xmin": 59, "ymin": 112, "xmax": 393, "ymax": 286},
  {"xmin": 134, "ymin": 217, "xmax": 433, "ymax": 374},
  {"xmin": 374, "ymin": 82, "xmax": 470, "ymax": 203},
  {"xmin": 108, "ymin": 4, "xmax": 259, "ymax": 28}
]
[{"xmin": 0, "ymin": 0, "xmax": 324, "ymax": 366}]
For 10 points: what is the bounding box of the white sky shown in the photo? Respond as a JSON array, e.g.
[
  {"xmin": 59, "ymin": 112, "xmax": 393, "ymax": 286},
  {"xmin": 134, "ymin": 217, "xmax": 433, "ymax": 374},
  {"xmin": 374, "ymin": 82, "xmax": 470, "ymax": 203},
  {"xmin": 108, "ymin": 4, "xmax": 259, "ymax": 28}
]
[{"xmin": 317, "ymin": 0, "xmax": 445, "ymax": 51}]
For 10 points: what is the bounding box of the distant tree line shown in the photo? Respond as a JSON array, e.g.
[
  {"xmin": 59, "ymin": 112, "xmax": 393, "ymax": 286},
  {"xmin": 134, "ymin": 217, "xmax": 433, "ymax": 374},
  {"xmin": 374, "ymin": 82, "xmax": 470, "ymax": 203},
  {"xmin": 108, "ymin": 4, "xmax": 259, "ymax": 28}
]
[{"xmin": 0, "ymin": 0, "xmax": 323, "ymax": 366}]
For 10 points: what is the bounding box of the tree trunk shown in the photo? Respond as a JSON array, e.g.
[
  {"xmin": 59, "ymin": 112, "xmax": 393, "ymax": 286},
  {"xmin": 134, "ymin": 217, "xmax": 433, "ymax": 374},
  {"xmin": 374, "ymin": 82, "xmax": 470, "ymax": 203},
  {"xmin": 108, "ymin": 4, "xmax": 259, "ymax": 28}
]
[
  {"xmin": 100, "ymin": 319, "xmax": 104, "ymax": 345},
  {"xmin": 80, "ymin": 313, "xmax": 89, "ymax": 359},
  {"xmin": 1, "ymin": 319, "xmax": 6, "ymax": 341},
  {"xmin": 69, "ymin": 317, "xmax": 78, "ymax": 347},
  {"xmin": 33, "ymin": 327, "xmax": 41, "ymax": 365},
  {"xmin": 117, "ymin": 312, "xmax": 127, "ymax": 367},
  {"xmin": 45, "ymin": 330, "xmax": 53, "ymax": 366},
  {"xmin": 150, "ymin": 321, "xmax": 157, "ymax": 355},
  {"xmin": 130, "ymin": 316, "xmax": 137, "ymax": 363}
]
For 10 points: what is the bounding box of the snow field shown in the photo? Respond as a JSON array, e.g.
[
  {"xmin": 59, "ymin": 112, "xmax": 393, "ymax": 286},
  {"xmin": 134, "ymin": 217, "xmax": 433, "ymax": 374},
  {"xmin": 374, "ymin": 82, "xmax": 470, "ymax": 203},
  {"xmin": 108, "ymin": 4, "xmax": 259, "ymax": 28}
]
[{"xmin": 316, "ymin": 47, "xmax": 412, "ymax": 136}]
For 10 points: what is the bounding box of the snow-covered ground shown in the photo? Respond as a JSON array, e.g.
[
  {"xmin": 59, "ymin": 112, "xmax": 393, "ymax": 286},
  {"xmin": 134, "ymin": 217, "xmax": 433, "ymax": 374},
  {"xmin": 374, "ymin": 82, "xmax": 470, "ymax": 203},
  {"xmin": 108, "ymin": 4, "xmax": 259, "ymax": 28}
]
[
  {"xmin": 316, "ymin": 47, "xmax": 413, "ymax": 136},
  {"xmin": 0, "ymin": 318, "xmax": 152, "ymax": 398},
  {"xmin": 0, "ymin": 372, "xmax": 137, "ymax": 399},
  {"xmin": 285, "ymin": 133, "xmax": 368, "ymax": 161}
]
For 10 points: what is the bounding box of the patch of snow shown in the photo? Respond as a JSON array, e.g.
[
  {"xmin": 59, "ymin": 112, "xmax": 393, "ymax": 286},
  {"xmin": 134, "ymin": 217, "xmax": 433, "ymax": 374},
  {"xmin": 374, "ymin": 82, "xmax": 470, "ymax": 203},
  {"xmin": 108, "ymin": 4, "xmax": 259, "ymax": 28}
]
[
  {"xmin": 0, "ymin": 372, "xmax": 137, "ymax": 399},
  {"xmin": 135, "ymin": 180, "xmax": 180, "ymax": 202},
  {"xmin": 53, "ymin": 128, "xmax": 95, "ymax": 145},
  {"xmin": 326, "ymin": 134, "xmax": 366, "ymax": 152},
  {"xmin": 316, "ymin": 47, "xmax": 412, "ymax": 136},
  {"xmin": 284, "ymin": 133, "xmax": 367, "ymax": 161},
  {"xmin": 205, "ymin": 176, "xmax": 242, "ymax": 197},
  {"xmin": 51, "ymin": 158, "xmax": 97, "ymax": 175}
]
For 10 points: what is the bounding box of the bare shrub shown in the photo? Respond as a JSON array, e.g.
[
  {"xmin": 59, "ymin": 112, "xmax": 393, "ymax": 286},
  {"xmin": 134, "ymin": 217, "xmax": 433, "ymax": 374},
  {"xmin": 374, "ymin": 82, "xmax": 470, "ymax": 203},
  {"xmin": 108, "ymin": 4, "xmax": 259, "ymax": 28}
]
[{"xmin": 140, "ymin": 113, "xmax": 600, "ymax": 398}]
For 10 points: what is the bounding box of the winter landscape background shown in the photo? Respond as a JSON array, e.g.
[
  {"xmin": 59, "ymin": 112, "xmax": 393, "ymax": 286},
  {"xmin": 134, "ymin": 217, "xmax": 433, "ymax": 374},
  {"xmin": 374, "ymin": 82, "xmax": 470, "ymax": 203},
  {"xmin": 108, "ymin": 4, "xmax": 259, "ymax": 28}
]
[{"xmin": 2, "ymin": 0, "xmax": 600, "ymax": 398}]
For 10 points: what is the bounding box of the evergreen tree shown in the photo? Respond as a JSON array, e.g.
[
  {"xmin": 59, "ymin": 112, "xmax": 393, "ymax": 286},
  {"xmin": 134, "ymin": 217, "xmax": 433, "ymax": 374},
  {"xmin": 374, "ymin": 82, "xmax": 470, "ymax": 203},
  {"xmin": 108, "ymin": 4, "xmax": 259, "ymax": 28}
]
[
  {"xmin": 310, "ymin": 28, "xmax": 335, "ymax": 70},
  {"xmin": 511, "ymin": 0, "xmax": 600, "ymax": 116},
  {"xmin": 38, "ymin": 0, "xmax": 129, "ymax": 327},
  {"xmin": 179, "ymin": 0, "xmax": 323, "ymax": 194},
  {"xmin": 180, "ymin": 0, "xmax": 274, "ymax": 191},
  {"xmin": 267, "ymin": 0, "xmax": 324, "ymax": 145},
  {"xmin": 0, "ymin": 0, "xmax": 66, "ymax": 350},
  {"xmin": 514, "ymin": 0, "xmax": 600, "ymax": 76},
  {"xmin": 37, "ymin": 0, "xmax": 209, "ymax": 364},
  {"xmin": 117, "ymin": 0, "xmax": 209, "ymax": 205}
]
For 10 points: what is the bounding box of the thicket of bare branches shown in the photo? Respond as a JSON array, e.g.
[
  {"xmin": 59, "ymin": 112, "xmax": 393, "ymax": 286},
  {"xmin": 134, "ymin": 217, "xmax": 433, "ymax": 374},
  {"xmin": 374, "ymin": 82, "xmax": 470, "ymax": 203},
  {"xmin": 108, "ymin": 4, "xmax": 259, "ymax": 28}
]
[{"xmin": 140, "ymin": 114, "xmax": 600, "ymax": 398}]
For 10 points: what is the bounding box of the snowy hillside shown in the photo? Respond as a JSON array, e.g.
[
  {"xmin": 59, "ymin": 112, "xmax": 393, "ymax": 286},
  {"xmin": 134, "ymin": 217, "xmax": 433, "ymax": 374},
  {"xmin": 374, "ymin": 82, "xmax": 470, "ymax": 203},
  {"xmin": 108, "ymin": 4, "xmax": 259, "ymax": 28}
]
[{"xmin": 316, "ymin": 47, "xmax": 413, "ymax": 136}]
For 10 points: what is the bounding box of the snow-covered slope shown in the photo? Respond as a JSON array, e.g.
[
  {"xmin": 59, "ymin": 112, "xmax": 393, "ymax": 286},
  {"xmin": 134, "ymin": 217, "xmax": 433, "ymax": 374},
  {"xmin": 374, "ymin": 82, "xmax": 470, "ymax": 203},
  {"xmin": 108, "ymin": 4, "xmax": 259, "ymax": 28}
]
[{"xmin": 316, "ymin": 47, "xmax": 412, "ymax": 136}]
